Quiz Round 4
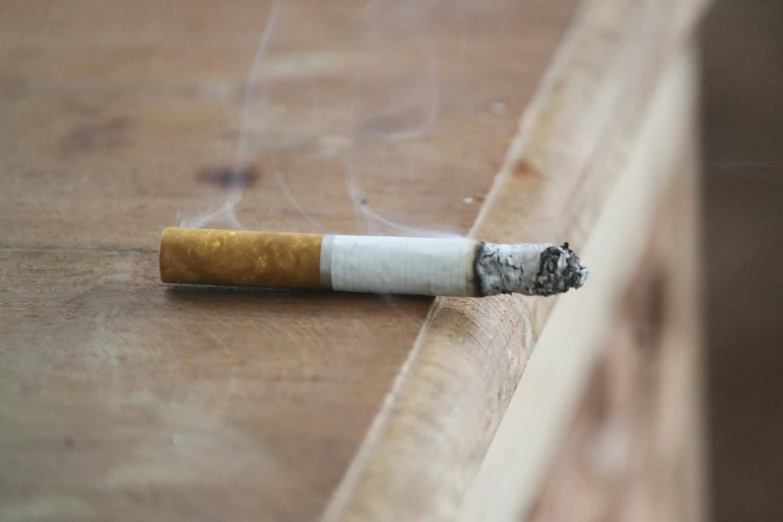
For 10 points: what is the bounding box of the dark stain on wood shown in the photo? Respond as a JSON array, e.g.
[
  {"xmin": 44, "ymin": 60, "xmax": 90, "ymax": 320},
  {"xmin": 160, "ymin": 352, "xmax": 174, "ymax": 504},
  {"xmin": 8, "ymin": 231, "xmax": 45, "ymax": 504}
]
[
  {"xmin": 512, "ymin": 159, "xmax": 537, "ymax": 179},
  {"xmin": 196, "ymin": 165, "xmax": 260, "ymax": 189},
  {"xmin": 59, "ymin": 116, "xmax": 132, "ymax": 158}
]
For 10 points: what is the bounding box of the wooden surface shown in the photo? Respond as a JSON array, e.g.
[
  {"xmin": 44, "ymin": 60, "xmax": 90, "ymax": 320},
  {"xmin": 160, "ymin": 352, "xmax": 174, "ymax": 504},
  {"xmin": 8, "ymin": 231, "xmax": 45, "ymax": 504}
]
[
  {"xmin": 526, "ymin": 108, "xmax": 704, "ymax": 522},
  {"xmin": 0, "ymin": 1, "xmax": 709, "ymax": 521},
  {"xmin": 456, "ymin": 41, "xmax": 704, "ymax": 522},
  {"xmin": 0, "ymin": 2, "xmax": 576, "ymax": 521},
  {"xmin": 0, "ymin": 0, "xmax": 576, "ymax": 248},
  {"xmin": 0, "ymin": 250, "xmax": 434, "ymax": 521},
  {"xmin": 326, "ymin": 1, "xmax": 709, "ymax": 521}
]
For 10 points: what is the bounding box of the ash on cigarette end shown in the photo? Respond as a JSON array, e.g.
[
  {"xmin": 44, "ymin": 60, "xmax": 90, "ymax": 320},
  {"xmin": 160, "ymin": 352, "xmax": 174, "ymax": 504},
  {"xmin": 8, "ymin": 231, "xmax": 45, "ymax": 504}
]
[
  {"xmin": 534, "ymin": 242, "xmax": 589, "ymax": 297},
  {"xmin": 475, "ymin": 241, "xmax": 589, "ymax": 297}
]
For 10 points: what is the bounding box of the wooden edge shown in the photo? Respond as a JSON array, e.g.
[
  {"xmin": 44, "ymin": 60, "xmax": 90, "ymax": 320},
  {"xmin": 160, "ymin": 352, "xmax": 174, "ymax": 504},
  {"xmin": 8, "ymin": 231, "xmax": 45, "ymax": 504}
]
[
  {"xmin": 321, "ymin": 1, "xmax": 711, "ymax": 521},
  {"xmin": 457, "ymin": 42, "xmax": 702, "ymax": 522},
  {"xmin": 519, "ymin": 133, "xmax": 705, "ymax": 522}
]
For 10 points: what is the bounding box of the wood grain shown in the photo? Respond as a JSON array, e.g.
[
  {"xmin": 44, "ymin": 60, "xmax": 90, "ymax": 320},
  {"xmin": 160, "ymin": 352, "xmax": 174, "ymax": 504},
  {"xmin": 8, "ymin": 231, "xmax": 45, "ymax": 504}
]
[
  {"xmin": 0, "ymin": 1, "xmax": 578, "ymax": 521},
  {"xmin": 456, "ymin": 41, "xmax": 704, "ymax": 522},
  {"xmin": 0, "ymin": 0, "xmax": 576, "ymax": 250},
  {"xmin": 0, "ymin": 1, "xmax": 709, "ymax": 520},
  {"xmin": 526, "ymin": 119, "xmax": 704, "ymax": 522},
  {"xmin": 323, "ymin": 2, "xmax": 709, "ymax": 521},
  {"xmin": 0, "ymin": 248, "xmax": 432, "ymax": 521}
]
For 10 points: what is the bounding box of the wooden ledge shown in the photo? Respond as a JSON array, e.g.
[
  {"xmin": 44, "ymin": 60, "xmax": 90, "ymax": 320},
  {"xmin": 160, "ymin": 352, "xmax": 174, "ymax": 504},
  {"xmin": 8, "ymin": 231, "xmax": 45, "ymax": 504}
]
[
  {"xmin": 323, "ymin": 1, "xmax": 710, "ymax": 521},
  {"xmin": 0, "ymin": 1, "xmax": 709, "ymax": 521}
]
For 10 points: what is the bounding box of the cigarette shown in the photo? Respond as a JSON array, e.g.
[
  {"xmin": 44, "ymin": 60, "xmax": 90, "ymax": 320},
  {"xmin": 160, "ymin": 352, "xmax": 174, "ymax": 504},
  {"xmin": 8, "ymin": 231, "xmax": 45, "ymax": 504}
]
[{"xmin": 159, "ymin": 228, "xmax": 588, "ymax": 297}]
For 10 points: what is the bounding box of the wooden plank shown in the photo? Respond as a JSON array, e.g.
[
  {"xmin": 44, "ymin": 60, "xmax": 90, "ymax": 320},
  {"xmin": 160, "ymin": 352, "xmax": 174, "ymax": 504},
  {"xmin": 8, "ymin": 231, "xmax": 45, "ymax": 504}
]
[
  {"xmin": 526, "ymin": 111, "xmax": 705, "ymax": 522},
  {"xmin": 0, "ymin": 248, "xmax": 430, "ymax": 521},
  {"xmin": 456, "ymin": 40, "xmax": 703, "ymax": 522},
  {"xmin": 0, "ymin": 1, "xmax": 579, "ymax": 521},
  {"xmin": 0, "ymin": 0, "xmax": 576, "ymax": 250},
  {"xmin": 323, "ymin": 2, "xmax": 709, "ymax": 521}
]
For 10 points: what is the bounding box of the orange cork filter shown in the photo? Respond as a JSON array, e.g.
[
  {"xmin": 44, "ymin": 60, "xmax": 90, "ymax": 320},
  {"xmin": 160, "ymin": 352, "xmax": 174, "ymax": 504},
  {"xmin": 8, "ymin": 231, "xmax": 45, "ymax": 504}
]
[{"xmin": 159, "ymin": 228, "xmax": 324, "ymax": 290}]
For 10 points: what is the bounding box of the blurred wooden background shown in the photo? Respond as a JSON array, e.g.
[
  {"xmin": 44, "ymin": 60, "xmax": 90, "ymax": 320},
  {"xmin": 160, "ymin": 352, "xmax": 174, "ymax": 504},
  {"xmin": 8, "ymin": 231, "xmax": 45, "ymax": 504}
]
[{"xmin": 702, "ymin": 1, "xmax": 783, "ymax": 521}]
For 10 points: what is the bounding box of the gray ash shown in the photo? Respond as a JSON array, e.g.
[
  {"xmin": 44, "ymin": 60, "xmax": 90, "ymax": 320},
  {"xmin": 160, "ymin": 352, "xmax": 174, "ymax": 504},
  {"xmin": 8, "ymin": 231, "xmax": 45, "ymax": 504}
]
[{"xmin": 534, "ymin": 243, "xmax": 588, "ymax": 297}]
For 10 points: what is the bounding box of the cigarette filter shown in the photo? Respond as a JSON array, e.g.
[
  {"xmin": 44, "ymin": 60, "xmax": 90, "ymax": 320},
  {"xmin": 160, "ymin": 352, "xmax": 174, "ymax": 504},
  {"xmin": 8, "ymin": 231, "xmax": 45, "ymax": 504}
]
[{"xmin": 159, "ymin": 228, "xmax": 588, "ymax": 297}]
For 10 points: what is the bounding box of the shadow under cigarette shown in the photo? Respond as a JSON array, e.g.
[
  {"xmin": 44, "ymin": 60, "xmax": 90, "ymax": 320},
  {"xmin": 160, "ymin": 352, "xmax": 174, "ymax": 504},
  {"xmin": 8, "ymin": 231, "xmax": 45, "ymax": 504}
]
[{"xmin": 163, "ymin": 284, "xmax": 432, "ymax": 311}]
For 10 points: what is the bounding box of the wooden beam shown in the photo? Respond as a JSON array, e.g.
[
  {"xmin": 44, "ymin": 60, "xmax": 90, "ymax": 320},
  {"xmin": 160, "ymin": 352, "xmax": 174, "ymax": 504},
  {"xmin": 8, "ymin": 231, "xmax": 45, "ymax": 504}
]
[
  {"xmin": 323, "ymin": 1, "xmax": 710, "ymax": 521},
  {"xmin": 457, "ymin": 42, "xmax": 704, "ymax": 522}
]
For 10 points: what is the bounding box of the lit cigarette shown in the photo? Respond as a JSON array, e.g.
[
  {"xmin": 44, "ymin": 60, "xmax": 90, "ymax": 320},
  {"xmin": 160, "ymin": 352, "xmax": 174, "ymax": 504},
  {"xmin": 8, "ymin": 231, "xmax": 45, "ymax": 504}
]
[{"xmin": 159, "ymin": 228, "xmax": 588, "ymax": 297}]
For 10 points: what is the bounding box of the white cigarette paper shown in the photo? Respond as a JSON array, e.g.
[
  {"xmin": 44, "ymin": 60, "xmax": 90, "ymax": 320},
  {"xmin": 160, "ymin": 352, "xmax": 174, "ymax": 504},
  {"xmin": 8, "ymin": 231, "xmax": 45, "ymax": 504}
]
[{"xmin": 322, "ymin": 236, "xmax": 588, "ymax": 297}]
